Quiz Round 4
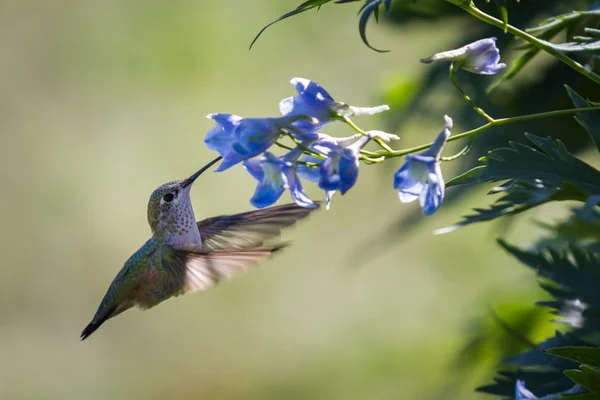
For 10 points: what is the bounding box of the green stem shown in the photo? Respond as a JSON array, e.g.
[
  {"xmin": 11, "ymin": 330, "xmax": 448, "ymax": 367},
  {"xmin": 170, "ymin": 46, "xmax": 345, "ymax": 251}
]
[
  {"xmin": 455, "ymin": 2, "xmax": 600, "ymax": 85},
  {"xmin": 342, "ymin": 116, "xmax": 394, "ymax": 153},
  {"xmin": 450, "ymin": 63, "xmax": 494, "ymax": 122},
  {"xmin": 441, "ymin": 135, "xmax": 475, "ymax": 161},
  {"xmin": 381, "ymin": 105, "xmax": 600, "ymax": 158},
  {"xmin": 285, "ymin": 133, "xmax": 326, "ymax": 159},
  {"xmin": 274, "ymin": 141, "xmax": 293, "ymax": 151}
]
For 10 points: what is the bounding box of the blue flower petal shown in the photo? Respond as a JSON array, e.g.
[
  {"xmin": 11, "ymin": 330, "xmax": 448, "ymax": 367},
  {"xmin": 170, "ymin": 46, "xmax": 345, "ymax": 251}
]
[
  {"xmin": 420, "ymin": 170, "xmax": 444, "ymax": 215},
  {"xmin": 234, "ymin": 118, "xmax": 284, "ymax": 157},
  {"xmin": 243, "ymin": 158, "xmax": 264, "ymax": 181},
  {"xmin": 285, "ymin": 170, "xmax": 316, "ymax": 208},
  {"xmin": 325, "ymin": 191, "xmax": 335, "ymax": 210},
  {"xmin": 393, "ymin": 116, "xmax": 451, "ymax": 214},
  {"xmin": 216, "ymin": 152, "xmax": 246, "ymax": 172},
  {"xmin": 204, "ymin": 113, "xmax": 243, "ymax": 158},
  {"xmin": 250, "ymin": 181, "xmax": 285, "ymax": 208},
  {"xmin": 247, "ymin": 157, "xmax": 286, "ymax": 208},
  {"xmin": 393, "ymin": 156, "xmax": 430, "ymax": 203},
  {"xmin": 421, "ymin": 37, "xmax": 506, "ymax": 75},
  {"xmin": 296, "ymin": 156, "xmax": 322, "ymax": 183},
  {"xmin": 515, "ymin": 381, "xmax": 538, "ymax": 400},
  {"xmin": 280, "ymin": 77, "xmax": 337, "ymax": 130},
  {"xmin": 318, "ymin": 148, "xmax": 359, "ymax": 194}
]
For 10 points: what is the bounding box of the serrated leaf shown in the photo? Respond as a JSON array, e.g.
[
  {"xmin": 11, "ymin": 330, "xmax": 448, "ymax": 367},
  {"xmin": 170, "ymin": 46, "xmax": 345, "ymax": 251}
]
[
  {"xmin": 477, "ymin": 369, "xmax": 575, "ymax": 398},
  {"xmin": 534, "ymin": 205, "xmax": 600, "ymax": 255},
  {"xmin": 566, "ymin": 87, "xmax": 600, "ymax": 153},
  {"xmin": 546, "ymin": 347, "xmax": 600, "ymax": 369},
  {"xmin": 440, "ymin": 135, "xmax": 600, "ymax": 232},
  {"xmin": 499, "ymin": 239, "xmax": 600, "ymax": 331},
  {"xmin": 504, "ymin": 332, "xmax": 586, "ymax": 370}
]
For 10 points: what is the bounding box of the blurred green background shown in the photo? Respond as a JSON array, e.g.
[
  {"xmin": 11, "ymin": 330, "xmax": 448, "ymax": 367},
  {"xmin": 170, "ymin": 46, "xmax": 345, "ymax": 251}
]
[{"xmin": 0, "ymin": 1, "xmax": 567, "ymax": 399}]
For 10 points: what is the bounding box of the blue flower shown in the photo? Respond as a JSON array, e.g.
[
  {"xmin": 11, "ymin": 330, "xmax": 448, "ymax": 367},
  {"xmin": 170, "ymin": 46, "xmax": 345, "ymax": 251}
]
[
  {"xmin": 515, "ymin": 380, "xmax": 581, "ymax": 400},
  {"xmin": 297, "ymin": 131, "xmax": 398, "ymax": 209},
  {"xmin": 243, "ymin": 148, "xmax": 316, "ymax": 209},
  {"xmin": 205, "ymin": 113, "xmax": 313, "ymax": 172},
  {"xmin": 420, "ymin": 38, "xmax": 506, "ymax": 75},
  {"xmin": 393, "ymin": 116, "xmax": 452, "ymax": 215},
  {"xmin": 279, "ymin": 77, "xmax": 389, "ymax": 131}
]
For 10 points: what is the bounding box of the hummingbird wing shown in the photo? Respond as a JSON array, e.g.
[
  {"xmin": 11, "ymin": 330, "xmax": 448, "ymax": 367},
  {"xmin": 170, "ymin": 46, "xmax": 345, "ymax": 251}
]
[
  {"xmin": 159, "ymin": 245, "xmax": 284, "ymax": 295},
  {"xmin": 196, "ymin": 203, "xmax": 319, "ymax": 251}
]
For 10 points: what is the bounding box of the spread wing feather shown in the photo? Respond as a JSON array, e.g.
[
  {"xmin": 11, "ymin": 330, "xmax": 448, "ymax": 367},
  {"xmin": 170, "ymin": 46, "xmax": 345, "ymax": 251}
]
[
  {"xmin": 159, "ymin": 246, "xmax": 277, "ymax": 295},
  {"xmin": 196, "ymin": 203, "xmax": 319, "ymax": 251}
]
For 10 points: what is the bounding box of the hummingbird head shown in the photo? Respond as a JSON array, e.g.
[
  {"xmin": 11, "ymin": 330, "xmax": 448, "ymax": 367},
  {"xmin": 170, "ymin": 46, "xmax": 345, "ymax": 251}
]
[{"xmin": 147, "ymin": 156, "xmax": 222, "ymax": 244}]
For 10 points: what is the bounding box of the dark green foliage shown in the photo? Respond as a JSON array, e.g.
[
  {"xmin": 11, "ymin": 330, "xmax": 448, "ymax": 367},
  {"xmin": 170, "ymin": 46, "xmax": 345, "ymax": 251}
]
[
  {"xmin": 568, "ymin": 86, "xmax": 600, "ymax": 152},
  {"xmin": 439, "ymin": 134, "xmax": 600, "ymax": 232},
  {"xmin": 498, "ymin": 240, "xmax": 600, "ymax": 333},
  {"xmin": 249, "ymin": 0, "xmax": 392, "ymax": 51},
  {"xmin": 477, "ymin": 238, "xmax": 600, "ymax": 398},
  {"xmin": 546, "ymin": 347, "xmax": 600, "ymax": 369}
]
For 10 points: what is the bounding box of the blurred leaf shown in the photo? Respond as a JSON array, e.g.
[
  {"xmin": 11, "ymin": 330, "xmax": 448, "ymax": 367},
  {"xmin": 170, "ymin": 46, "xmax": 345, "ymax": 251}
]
[
  {"xmin": 249, "ymin": 0, "xmax": 333, "ymax": 49},
  {"xmin": 499, "ymin": 239, "xmax": 600, "ymax": 332},
  {"xmin": 567, "ymin": 86, "xmax": 600, "ymax": 153},
  {"xmin": 478, "ymin": 369, "xmax": 575, "ymax": 399},
  {"xmin": 440, "ymin": 135, "xmax": 600, "ymax": 232},
  {"xmin": 489, "ymin": 25, "xmax": 567, "ymax": 92},
  {"xmin": 545, "ymin": 38, "xmax": 600, "ymax": 52},
  {"xmin": 534, "ymin": 205, "xmax": 600, "ymax": 254},
  {"xmin": 527, "ymin": 9, "xmax": 600, "ymax": 35},
  {"xmin": 546, "ymin": 347, "xmax": 600, "ymax": 369},
  {"xmin": 503, "ymin": 332, "xmax": 586, "ymax": 371},
  {"xmin": 354, "ymin": 0, "xmax": 392, "ymax": 52},
  {"xmin": 564, "ymin": 365, "xmax": 600, "ymax": 393},
  {"xmin": 565, "ymin": 394, "xmax": 600, "ymax": 400},
  {"xmin": 250, "ymin": 0, "xmax": 392, "ymax": 51}
]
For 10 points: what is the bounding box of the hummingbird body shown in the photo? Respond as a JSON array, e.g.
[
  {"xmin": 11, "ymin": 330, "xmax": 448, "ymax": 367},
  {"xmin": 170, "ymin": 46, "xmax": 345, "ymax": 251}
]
[{"xmin": 81, "ymin": 157, "xmax": 318, "ymax": 340}]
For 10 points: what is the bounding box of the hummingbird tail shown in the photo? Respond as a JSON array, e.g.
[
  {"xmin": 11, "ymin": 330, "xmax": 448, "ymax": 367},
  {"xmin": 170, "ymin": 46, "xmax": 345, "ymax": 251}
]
[{"xmin": 80, "ymin": 305, "xmax": 116, "ymax": 341}]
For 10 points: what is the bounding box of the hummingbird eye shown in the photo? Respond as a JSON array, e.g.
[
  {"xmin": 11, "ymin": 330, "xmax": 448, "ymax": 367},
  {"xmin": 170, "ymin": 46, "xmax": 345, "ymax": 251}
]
[{"xmin": 163, "ymin": 193, "xmax": 175, "ymax": 203}]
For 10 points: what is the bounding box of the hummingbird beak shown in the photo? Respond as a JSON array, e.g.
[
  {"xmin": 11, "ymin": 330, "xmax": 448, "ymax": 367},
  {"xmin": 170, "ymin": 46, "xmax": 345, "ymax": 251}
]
[{"xmin": 181, "ymin": 156, "xmax": 223, "ymax": 188}]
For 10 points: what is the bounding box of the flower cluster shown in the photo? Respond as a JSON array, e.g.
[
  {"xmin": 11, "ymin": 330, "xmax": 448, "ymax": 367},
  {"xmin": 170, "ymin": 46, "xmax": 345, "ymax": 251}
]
[
  {"xmin": 204, "ymin": 77, "xmax": 457, "ymax": 214},
  {"xmin": 205, "ymin": 77, "xmax": 395, "ymax": 210},
  {"xmin": 204, "ymin": 38, "xmax": 505, "ymax": 215}
]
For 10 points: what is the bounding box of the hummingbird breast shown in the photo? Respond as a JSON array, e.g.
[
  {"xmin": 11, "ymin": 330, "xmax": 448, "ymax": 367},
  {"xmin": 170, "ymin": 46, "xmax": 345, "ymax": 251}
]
[{"xmin": 133, "ymin": 266, "xmax": 170, "ymax": 308}]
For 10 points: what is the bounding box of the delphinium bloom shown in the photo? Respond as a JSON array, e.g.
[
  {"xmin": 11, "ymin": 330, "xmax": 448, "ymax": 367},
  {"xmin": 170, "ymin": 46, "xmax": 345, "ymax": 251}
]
[
  {"xmin": 515, "ymin": 380, "xmax": 581, "ymax": 400},
  {"xmin": 204, "ymin": 113, "xmax": 314, "ymax": 171},
  {"xmin": 243, "ymin": 147, "xmax": 316, "ymax": 209},
  {"xmin": 420, "ymin": 38, "xmax": 506, "ymax": 75},
  {"xmin": 279, "ymin": 77, "xmax": 389, "ymax": 132},
  {"xmin": 393, "ymin": 116, "xmax": 452, "ymax": 215},
  {"xmin": 297, "ymin": 131, "xmax": 398, "ymax": 209}
]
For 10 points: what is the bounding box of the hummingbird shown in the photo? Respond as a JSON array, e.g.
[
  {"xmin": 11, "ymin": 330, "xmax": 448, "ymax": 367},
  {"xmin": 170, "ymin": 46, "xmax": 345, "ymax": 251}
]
[{"xmin": 81, "ymin": 156, "xmax": 318, "ymax": 340}]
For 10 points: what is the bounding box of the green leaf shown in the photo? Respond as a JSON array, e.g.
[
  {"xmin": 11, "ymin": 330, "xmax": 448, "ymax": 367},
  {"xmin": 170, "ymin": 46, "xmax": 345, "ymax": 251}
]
[
  {"xmin": 563, "ymin": 394, "xmax": 600, "ymax": 400},
  {"xmin": 566, "ymin": 86, "xmax": 600, "ymax": 153},
  {"xmin": 498, "ymin": 239, "xmax": 600, "ymax": 331},
  {"xmin": 249, "ymin": 0, "xmax": 333, "ymax": 49},
  {"xmin": 546, "ymin": 347, "xmax": 600, "ymax": 369},
  {"xmin": 439, "ymin": 135, "xmax": 600, "ymax": 232},
  {"xmin": 488, "ymin": 25, "xmax": 566, "ymax": 92},
  {"xmin": 544, "ymin": 38, "xmax": 600, "ymax": 53},
  {"xmin": 564, "ymin": 366, "xmax": 600, "ymax": 393},
  {"xmin": 526, "ymin": 10, "xmax": 600, "ymax": 35},
  {"xmin": 533, "ymin": 205, "xmax": 600, "ymax": 255}
]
